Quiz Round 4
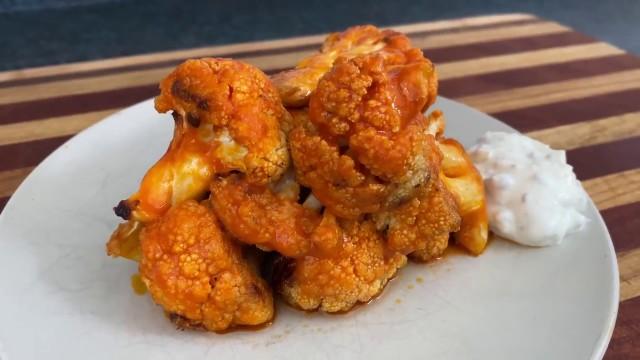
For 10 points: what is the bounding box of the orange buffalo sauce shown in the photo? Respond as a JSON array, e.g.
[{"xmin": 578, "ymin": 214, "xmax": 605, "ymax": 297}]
[{"xmin": 130, "ymin": 273, "xmax": 147, "ymax": 295}]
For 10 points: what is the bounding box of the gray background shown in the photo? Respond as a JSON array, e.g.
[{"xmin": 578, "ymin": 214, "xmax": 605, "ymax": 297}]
[{"xmin": 1, "ymin": 0, "xmax": 639, "ymax": 71}]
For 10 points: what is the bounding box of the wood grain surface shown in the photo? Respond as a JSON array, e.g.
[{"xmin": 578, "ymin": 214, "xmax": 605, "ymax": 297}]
[{"xmin": 0, "ymin": 13, "xmax": 637, "ymax": 359}]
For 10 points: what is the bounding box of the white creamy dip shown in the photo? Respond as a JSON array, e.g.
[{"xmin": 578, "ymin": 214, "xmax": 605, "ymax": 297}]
[{"xmin": 469, "ymin": 131, "xmax": 588, "ymax": 246}]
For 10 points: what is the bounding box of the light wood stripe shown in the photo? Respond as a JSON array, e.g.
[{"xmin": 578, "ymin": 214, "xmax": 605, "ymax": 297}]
[
  {"xmin": 0, "ymin": 21, "xmax": 569, "ymax": 106},
  {"xmin": 582, "ymin": 169, "xmax": 640, "ymax": 211},
  {"xmin": 415, "ymin": 21, "xmax": 568, "ymax": 50},
  {"xmin": 245, "ymin": 21, "xmax": 565, "ymax": 77},
  {"xmin": 527, "ymin": 112, "xmax": 640, "ymax": 150},
  {"xmin": 0, "ymin": 67, "xmax": 167, "ymax": 106},
  {"xmin": 0, "ymin": 167, "xmax": 35, "ymax": 197},
  {"xmin": 619, "ymin": 248, "xmax": 640, "ymax": 301},
  {"xmin": 0, "ymin": 109, "xmax": 116, "ymax": 146},
  {"xmin": 461, "ymin": 69, "xmax": 640, "ymax": 114},
  {"xmin": 0, "ymin": 13, "xmax": 536, "ymax": 84},
  {"xmin": 437, "ymin": 42, "xmax": 622, "ymax": 79}
]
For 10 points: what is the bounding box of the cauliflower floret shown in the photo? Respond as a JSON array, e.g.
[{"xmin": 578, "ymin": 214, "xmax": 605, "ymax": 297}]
[
  {"xmin": 272, "ymin": 25, "xmax": 419, "ymax": 107},
  {"xmin": 288, "ymin": 46, "xmax": 439, "ymax": 219},
  {"xmin": 288, "ymin": 123, "xmax": 391, "ymax": 218},
  {"xmin": 209, "ymin": 174, "xmax": 342, "ymax": 258},
  {"xmin": 139, "ymin": 200, "xmax": 274, "ymax": 332},
  {"xmin": 155, "ymin": 58, "xmax": 290, "ymax": 184},
  {"xmin": 375, "ymin": 178, "xmax": 461, "ymax": 262},
  {"xmin": 116, "ymin": 58, "xmax": 290, "ymax": 222},
  {"xmin": 288, "ymin": 116, "xmax": 441, "ymax": 220},
  {"xmin": 275, "ymin": 219, "xmax": 407, "ymax": 312}
]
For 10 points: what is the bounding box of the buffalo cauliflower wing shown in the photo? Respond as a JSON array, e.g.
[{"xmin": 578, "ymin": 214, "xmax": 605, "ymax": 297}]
[
  {"xmin": 287, "ymin": 39, "xmax": 439, "ymax": 219},
  {"xmin": 209, "ymin": 174, "xmax": 342, "ymax": 258},
  {"xmin": 374, "ymin": 178, "xmax": 461, "ymax": 261},
  {"xmin": 139, "ymin": 200, "xmax": 274, "ymax": 331},
  {"xmin": 116, "ymin": 58, "xmax": 289, "ymax": 223},
  {"xmin": 274, "ymin": 219, "xmax": 406, "ymax": 312},
  {"xmin": 272, "ymin": 25, "xmax": 421, "ymax": 107}
]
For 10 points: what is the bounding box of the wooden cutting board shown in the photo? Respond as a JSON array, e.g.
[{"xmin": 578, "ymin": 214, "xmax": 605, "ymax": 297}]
[{"xmin": 0, "ymin": 13, "xmax": 638, "ymax": 359}]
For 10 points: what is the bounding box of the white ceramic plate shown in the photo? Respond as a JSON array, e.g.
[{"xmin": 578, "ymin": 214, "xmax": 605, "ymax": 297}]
[{"xmin": 0, "ymin": 97, "xmax": 618, "ymax": 360}]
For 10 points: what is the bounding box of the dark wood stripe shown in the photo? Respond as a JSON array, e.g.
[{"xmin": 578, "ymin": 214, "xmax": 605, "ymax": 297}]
[
  {"xmin": 601, "ymin": 202, "xmax": 640, "ymax": 253},
  {"xmin": 0, "ymin": 68, "xmax": 293, "ymax": 125},
  {"xmin": 491, "ymin": 88, "xmax": 640, "ymax": 133},
  {"xmin": 0, "ymin": 43, "xmax": 318, "ymax": 89},
  {"xmin": 441, "ymin": 54, "xmax": 640, "ymax": 98},
  {"xmin": 5, "ymin": 53, "xmax": 634, "ymax": 127},
  {"xmin": 567, "ymin": 137, "xmax": 640, "ymax": 180},
  {"xmin": 8, "ymin": 52, "xmax": 633, "ymax": 127},
  {"xmin": 0, "ymin": 196, "xmax": 8, "ymax": 213},
  {"xmin": 0, "ymin": 18, "xmax": 544, "ymax": 89},
  {"xmin": 428, "ymin": 31, "xmax": 594, "ymax": 64},
  {"xmin": 1, "ymin": 124, "xmax": 637, "ymax": 183},
  {"xmin": 0, "ymin": 85, "xmax": 156, "ymax": 125},
  {"xmin": 0, "ymin": 64, "xmax": 638, "ymax": 161},
  {"xmin": 0, "ymin": 136, "xmax": 70, "ymax": 172},
  {"xmin": 412, "ymin": 17, "xmax": 542, "ymax": 36},
  {"xmin": 605, "ymin": 295, "xmax": 640, "ymax": 359}
]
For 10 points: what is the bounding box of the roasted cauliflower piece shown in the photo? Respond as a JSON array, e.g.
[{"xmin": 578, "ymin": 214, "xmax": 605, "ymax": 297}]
[
  {"xmin": 374, "ymin": 178, "xmax": 461, "ymax": 261},
  {"xmin": 274, "ymin": 219, "xmax": 407, "ymax": 312},
  {"xmin": 116, "ymin": 58, "xmax": 290, "ymax": 222},
  {"xmin": 155, "ymin": 58, "xmax": 290, "ymax": 184},
  {"xmin": 289, "ymin": 122, "xmax": 392, "ymax": 219},
  {"xmin": 438, "ymin": 139, "xmax": 489, "ymax": 255},
  {"xmin": 288, "ymin": 45, "xmax": 439, "ymax": 218},
  {"xmin": 308, "ymin": 49, "xmax": 437, "ymax": 180},
  {"xmin": 272, "ymin": 25, "xmax": 419, "ymax": 107},
  {"xmin": 209, "ymin": 174, "xmax": 342, "ymax": 258},
  {"xmin": 139, "ymin": 200, "xmax": 274, "ymax": 332}
]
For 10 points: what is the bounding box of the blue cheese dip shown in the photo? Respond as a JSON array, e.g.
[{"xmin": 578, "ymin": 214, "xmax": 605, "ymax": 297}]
[{"xmin": 469, "ymin": 131, "xmax": 588, "ymax": 246}]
